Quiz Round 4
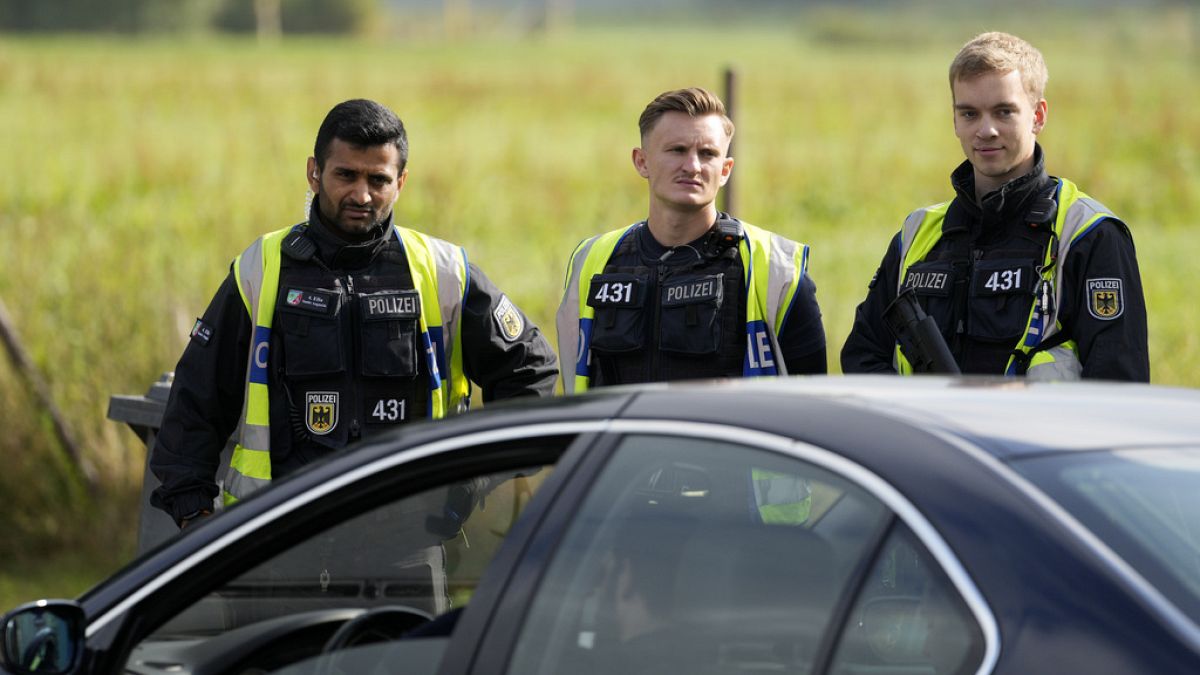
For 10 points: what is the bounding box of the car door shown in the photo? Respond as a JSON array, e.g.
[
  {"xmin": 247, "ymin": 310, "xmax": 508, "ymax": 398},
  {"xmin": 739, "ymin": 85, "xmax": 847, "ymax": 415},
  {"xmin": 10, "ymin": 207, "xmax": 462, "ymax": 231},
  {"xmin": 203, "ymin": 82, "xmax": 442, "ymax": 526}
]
[
  {"xmin": 67, "ymin": 421, "xmax": 610, "ymax": 675},
  {"xmin": 468, "ymin": 421, "xmax": 998, "ymax": 675}
]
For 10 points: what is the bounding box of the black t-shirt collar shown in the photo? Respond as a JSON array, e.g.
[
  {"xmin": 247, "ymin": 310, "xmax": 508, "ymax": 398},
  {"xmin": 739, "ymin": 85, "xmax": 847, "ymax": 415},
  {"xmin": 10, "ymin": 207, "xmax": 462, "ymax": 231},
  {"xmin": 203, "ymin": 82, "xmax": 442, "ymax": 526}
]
[{"xmin": 634, "ymin": 213, "xmax": 731, "ymax": 265}]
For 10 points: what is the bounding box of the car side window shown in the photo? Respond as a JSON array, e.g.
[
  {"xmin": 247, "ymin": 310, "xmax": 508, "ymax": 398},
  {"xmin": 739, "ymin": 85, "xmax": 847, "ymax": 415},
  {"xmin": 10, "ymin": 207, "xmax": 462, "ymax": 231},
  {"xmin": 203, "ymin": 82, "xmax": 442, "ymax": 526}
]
[
  {"xmin": 506, "ymin": 434, "xmax": 891, "ymax": 675},
  {"xmin": 828, "ymin": 524, "xmax": 986, "ymax": 675},
  {"xmin": 128, "ymin": 463, "xmax": 552, "ymax": 675}
]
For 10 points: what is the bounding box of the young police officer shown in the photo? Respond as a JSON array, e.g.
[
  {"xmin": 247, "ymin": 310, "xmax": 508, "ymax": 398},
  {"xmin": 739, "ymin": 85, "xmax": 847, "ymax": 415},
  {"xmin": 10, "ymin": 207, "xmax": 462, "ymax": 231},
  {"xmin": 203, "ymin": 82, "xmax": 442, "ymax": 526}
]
[
  {"xmin": 151, "ymin": 99, "xmax": 558, "ymax": 528},
  {"xmin": 557, "ymin": 87, "xmax": 826, "ymax": 394},
  {"xmin": 842, "ymin": 32, "xmax": 1148, "ymax": 380}
]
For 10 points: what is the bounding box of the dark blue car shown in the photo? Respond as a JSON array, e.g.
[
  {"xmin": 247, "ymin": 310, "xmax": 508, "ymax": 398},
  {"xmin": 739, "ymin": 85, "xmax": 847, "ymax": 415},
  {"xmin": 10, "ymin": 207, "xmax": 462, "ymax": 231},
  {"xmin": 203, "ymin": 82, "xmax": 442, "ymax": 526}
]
[{"xmin": 6, "ymin": 377, "xmax": 1200, "ymax": 674}]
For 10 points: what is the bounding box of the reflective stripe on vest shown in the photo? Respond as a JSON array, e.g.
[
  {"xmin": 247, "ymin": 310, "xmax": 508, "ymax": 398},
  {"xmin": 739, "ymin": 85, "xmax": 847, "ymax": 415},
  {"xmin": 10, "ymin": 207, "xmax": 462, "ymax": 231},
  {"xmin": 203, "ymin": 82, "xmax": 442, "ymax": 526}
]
[
  {"xmin": 893, "ymin": 178, "xmax": 1116, "ymax": 379},
  {"xmin": 752, "ymin": 468, "xmax": 812, "ymax": 525},
  {"xmin": 556, "ymin": 222, "xmax": 808, "ymax": 394},
  {"xmin": 222, "ymin": 224, "xmax": 469, "ymax": 505}
]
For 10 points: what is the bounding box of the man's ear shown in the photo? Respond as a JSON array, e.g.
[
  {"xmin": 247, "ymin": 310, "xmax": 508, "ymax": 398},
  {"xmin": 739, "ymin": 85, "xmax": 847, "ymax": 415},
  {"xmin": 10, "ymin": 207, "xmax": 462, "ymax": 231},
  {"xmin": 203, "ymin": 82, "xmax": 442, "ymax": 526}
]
[
  {"xmin": 632, "ymin": 147, "xmax": 650, "ymax": 179},
  {"xmin": 394, "ymin": 169, "xmax": 409, "ymax": 200},
  {"xmin": 306, "ymin": 157, "xmax": 320, "ymax": 192},
  {"xmin": 1032, "ymin": 99, "xmax": 1048, "ymax": 135},
  {"xmin": 718, "ymin": 156, "xmax": 734, "ymax": 186}
]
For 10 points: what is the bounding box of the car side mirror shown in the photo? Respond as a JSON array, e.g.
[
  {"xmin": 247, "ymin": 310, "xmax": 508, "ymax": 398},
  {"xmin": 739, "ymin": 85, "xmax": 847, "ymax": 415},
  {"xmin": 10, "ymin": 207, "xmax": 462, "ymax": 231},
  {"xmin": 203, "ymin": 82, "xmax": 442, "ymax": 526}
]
[{"xmin": 1, "ymin": 600, "xmax": 85, "ymax": 674}]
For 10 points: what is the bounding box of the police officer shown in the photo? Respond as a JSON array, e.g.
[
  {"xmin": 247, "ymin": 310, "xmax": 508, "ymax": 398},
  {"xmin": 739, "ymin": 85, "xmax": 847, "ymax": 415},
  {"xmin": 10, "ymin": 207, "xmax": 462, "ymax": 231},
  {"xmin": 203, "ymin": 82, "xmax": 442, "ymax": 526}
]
[
  {"xmin": 842, "ymin": 32, "xmax": 1148, "ymax": 380},
  {"xmin": 558, "ymin": 88, "xmax": 822, "ymax": 527},
  {"xmin": 151, "ymin": 99, "xmax": 558, "ymax": 528},
  {"xmin": 557, "ymin": 87, "xmax": 826, "ymax": 394}
]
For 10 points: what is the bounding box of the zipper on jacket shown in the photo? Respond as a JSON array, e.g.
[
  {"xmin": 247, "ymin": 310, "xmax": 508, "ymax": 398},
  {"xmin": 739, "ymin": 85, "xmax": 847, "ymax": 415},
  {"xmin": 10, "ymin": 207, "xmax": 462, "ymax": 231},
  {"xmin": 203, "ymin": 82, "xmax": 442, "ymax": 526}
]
[
  {"xmin": 957, "ymin": 248, "xmax": 985, "ymax": 338},
  {"xmin": 647, "ymin": 250, "xmax": 676, "ymax": 382},
  {"xmin": 344, "ymin": 274, "xmax": 361, "ymax": 439}
]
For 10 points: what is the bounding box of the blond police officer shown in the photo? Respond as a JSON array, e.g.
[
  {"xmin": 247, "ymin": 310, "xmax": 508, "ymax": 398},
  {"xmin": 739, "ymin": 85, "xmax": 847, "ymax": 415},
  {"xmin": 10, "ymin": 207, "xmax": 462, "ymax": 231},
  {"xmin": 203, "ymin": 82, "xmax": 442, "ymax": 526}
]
[{"xmin": 842, "ymin": 32, "xmax": 1148, "ymax": 380}]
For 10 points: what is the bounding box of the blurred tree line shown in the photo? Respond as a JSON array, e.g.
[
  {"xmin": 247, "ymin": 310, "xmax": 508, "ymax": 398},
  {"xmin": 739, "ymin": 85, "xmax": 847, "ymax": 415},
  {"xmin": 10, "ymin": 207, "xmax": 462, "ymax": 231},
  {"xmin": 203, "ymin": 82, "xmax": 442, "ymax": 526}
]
[{"xmin": 0, "ymin": 0, "xmax": 379, "ymax": 34}]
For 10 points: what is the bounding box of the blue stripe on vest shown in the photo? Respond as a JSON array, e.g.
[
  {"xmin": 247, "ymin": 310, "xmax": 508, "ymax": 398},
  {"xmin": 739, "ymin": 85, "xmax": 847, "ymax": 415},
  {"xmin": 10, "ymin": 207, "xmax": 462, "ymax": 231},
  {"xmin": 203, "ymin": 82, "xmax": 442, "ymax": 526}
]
[
  {"xmin": 423, "ymin": 328, "xmax": 443, "ymax": 391},
  {"xmin": 575, "ymin": 317, "xmax": 593, "ymax": 378},
  {"xmin": 744, "ymin": 320, "xmax": 778, "ymax": 377},
  {"xmin": 249, "ymin": 326, "xmax": 271, "ymax": 385},
  {"xmin": 430, "ymin": 326, "xmax": 448, "ymax": 385}
]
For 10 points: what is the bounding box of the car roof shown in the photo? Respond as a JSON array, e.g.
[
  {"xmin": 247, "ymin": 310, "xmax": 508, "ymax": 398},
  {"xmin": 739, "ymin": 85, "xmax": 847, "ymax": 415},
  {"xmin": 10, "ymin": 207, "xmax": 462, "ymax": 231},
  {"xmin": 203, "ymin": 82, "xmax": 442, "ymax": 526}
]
[{"xmin": 610, "ymin": 376, "xmax": 1200, "ymax": 460}]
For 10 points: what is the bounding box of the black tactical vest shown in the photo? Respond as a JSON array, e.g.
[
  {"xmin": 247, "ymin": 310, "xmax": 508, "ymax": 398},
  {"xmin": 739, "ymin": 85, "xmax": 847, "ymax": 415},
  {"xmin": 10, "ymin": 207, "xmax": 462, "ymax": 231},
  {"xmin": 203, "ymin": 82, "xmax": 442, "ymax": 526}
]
[
  {"xmin": 271, "ymin": 237, "xmax": 429, "ymax": 458},
  {"xmin": 586, "ymin": 232, "xmax": 746, "ymax": 386},
  {"xmin": 902, "ymin": 191, "xmax": 1058, "ymax": 373}
]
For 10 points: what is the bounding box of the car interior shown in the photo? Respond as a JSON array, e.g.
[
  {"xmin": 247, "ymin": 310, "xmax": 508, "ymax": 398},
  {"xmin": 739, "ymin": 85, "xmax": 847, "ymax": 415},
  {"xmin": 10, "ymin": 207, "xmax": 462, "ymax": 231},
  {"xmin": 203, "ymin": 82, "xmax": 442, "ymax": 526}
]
[
  {"xmin": 122, "ymin": 464, "xmax": 552, "ymax": 675},
  {"xmin": 505, "ymin": 434, "xmax": 984, "ymax": 675}
]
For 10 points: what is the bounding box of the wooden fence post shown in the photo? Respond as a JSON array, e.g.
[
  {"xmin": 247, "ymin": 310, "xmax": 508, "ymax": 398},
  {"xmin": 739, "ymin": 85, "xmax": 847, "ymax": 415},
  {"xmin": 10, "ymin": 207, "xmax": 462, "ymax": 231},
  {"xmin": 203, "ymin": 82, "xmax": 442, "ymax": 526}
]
[{"xmin": 0, "ymin": 297, "xmax": 97, "ymax": 493}]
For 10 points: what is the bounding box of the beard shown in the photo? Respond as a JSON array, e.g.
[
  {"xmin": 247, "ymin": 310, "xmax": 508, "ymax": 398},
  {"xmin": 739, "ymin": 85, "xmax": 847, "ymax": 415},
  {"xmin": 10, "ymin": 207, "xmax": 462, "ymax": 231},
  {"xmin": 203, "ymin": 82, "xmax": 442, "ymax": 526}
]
[{"xmin": 316, "ymin": 193, "xmax": 387, "ymax": 239}]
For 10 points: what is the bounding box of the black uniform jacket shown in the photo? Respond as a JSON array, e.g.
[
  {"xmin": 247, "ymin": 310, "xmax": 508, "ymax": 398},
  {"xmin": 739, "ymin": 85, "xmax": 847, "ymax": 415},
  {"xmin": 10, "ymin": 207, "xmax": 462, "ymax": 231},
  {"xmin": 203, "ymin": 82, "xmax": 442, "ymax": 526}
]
[
  {"xmin": 151, "ymin": 213, "xmax": 558, "ymax": 523},
  {"xmin": 588, "ymin": 218, "xmax": 826, "ymax": 387},
  {"xmin": 841, "ymin": 147, "xmax": 1148, "ymax": 381}
]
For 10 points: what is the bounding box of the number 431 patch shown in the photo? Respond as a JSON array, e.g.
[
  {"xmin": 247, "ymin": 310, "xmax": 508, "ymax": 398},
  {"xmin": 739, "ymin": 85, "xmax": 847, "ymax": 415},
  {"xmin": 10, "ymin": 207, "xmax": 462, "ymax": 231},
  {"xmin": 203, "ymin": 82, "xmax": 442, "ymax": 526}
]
[
  {"xmin": 1087, "ymin": 278, "xmax": 1124, "ymax": 320},
  {"xmin": 587, "ymin": 274, "xmax": 643, "ymax": 308}
]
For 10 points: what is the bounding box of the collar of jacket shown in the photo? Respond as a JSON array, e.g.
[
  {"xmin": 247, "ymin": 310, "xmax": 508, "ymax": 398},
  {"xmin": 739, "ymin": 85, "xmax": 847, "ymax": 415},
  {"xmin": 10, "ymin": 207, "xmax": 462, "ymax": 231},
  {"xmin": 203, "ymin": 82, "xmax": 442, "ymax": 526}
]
[
  {"xmin": 305, "ymin": 206, "xmax": 394, "ymax": 270},
  {"xmin": 631, "ymin": 212, "xmax": 733, "ymax": 265},
  {"xmin": 947, "ymin": 143, "xmax": 1055, "ymax": 234}
]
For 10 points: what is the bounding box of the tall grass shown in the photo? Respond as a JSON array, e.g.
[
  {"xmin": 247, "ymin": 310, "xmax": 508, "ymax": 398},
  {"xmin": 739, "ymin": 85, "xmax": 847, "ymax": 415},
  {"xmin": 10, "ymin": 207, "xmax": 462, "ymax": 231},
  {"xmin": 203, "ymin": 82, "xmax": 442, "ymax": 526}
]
[{"xmin": 0, "ymin": 7, "xmax": 1196, "ymax": 601}]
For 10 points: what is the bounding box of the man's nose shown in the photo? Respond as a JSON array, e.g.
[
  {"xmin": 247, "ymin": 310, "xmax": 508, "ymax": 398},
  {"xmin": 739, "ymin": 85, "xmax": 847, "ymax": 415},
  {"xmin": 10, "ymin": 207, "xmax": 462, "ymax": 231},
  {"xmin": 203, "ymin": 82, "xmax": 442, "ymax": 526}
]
[
  {"xmin": 976, "ymin": 118, "xmax": 999, "ymax": 138},
  {"xmin": 350, "ymin": 179, "xmax": 372, "ymax": 203},
  {"xmin": 683, "ymin": 151, "xmax": 702, "ymax": 171}
]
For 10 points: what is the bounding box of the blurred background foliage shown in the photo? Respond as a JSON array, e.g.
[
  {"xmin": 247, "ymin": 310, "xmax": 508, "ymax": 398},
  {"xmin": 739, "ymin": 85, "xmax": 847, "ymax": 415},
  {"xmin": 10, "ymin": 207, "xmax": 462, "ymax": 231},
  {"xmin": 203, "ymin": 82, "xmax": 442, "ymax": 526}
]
[
  {"xmin": 0, "ymin": 0, "xmax": 375, "ymax": 34},
  {"xmin": 1, "ymin": 0, "xmax": 1198, "ymax": 606}
]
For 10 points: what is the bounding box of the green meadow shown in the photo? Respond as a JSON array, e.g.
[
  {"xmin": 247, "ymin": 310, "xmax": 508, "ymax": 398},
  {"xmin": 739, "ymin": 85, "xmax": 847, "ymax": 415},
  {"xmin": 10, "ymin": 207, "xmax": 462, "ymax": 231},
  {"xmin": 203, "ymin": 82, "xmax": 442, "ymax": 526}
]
[{"xmin": 1, "ymin": 7, "xmax": 1198, "ymax": 603}]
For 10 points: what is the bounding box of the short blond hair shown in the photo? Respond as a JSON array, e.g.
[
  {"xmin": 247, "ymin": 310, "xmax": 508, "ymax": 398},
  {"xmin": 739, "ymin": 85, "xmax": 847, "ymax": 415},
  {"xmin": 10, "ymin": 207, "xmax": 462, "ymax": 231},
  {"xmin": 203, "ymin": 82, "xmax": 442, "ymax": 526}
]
[
  {"xmin": 638, "ymin": 87, "xmax": 735, "ymax": 141},
  {"xmin": 949, "ymin": 32, "xmax": 1048, "ymax": 105}
]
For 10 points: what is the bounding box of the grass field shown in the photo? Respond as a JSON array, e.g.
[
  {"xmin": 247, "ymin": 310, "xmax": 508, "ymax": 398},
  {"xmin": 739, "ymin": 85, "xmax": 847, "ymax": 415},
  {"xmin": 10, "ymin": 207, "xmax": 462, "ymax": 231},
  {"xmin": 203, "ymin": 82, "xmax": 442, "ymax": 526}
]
[{"xmin": 1, "ymin": 6, "xmax": 1197, "ymax": 606}]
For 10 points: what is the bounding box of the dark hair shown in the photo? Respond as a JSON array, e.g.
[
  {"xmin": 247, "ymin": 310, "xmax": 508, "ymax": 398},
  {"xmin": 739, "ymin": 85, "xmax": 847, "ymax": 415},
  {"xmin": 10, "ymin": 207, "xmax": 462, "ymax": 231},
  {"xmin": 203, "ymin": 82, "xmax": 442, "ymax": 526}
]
[
  {"xmin": 313, "ymin": 99, "xmax": 408, "ymax": 172},
  {"xmin": 638, "ymin": 87, "xmax": 734, "ymax": 141}
]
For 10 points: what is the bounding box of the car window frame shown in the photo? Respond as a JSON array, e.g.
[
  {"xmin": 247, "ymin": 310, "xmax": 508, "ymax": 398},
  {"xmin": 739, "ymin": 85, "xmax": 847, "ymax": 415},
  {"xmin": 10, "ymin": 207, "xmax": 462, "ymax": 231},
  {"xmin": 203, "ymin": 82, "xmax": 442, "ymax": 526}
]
[
  {"xmin": 82, "ymin": 421, "xmax": 612, "ymax": 674},
  {"xmin": 438, "ymin": 425, "xmax": 628, "ymax": 674},
  {"xmin": 469, "ymin": 419, "xmax": 1000, "ymax": 675}
]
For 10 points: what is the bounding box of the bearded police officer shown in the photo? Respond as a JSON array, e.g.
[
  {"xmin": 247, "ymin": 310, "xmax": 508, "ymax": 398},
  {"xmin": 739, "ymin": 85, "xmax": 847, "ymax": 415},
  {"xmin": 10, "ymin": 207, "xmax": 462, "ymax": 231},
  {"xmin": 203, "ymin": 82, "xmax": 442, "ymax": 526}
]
[
  {"xmin": 842, "ymin": 32, "xmax": 1148, "ymax": 380},
  {"xmin": 558, "ymin": 88, "xmax": 825, "ymax": 527},
  {"xmin": 151, "ymin": 99, "xmax": 558, "ymax": 529},
  {"xmin": 557, "ymin": 87, "xmax": 826, "ymax": 394}
]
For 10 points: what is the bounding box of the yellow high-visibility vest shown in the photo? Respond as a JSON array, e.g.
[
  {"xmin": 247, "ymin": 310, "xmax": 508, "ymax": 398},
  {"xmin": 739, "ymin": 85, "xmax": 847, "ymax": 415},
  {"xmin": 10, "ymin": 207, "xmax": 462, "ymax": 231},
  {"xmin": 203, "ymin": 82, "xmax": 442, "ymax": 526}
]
[
  {"xmin": 894, "ymin": 178, "xmax": 1118, "ymax": 380},
  {"xmin": 556, "ymin": 221, "xmax": 808, "ymax": 394},
  {"xmin": 223, "ymin": 225, "xmax": 469, "ymax": 505}
]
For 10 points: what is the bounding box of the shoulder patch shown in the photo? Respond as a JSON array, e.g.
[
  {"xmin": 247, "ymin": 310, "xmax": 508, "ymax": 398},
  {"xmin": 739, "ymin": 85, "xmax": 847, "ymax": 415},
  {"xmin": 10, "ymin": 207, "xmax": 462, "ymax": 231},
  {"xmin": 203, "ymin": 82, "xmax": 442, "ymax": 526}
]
[
  {"xmin": 1087, "ymin": 278, "xmax": 1124, "ymax": 320},
  {"xmin": 493, "ymin": 295, "xmax": 524, "ymax": 342},
  {"xmin": 190, "ymin": 318, "xmax": 214, "ymax": 346}
]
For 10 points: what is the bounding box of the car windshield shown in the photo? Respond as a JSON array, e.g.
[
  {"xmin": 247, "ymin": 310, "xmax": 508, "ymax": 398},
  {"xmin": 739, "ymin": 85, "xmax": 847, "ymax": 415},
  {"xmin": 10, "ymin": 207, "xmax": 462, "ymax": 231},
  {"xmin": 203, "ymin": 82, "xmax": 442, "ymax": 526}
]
[{"xmin": 1015, "ymin": 447, "xmax": 1200, "ymax": 625}]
